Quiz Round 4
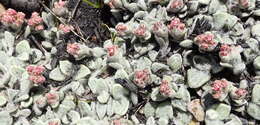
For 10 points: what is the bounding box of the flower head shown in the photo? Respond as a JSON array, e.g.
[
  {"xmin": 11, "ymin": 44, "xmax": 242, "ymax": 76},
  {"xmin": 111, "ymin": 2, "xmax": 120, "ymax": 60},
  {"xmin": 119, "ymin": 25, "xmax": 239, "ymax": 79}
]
[
  {"xmin": 29, "ymin": 75, "xmax": 46, "ymax": 84},
  {"xmin": 48, "ymin": 121, "xmax": 59, "ymax": 125},
  {"xmin": 170, "ymin": 0, "xmax": 184, "ymax": 9},
  {"xmin": 159, "ymin": 80, "xmax": 172, "ymax": 96},
  {"xmin": 113, "ymin": 119, "xmax": 121, "ymax": 125},
  {"xmin": 106, "ymin": 45, "xmax": 118, "ymax": 56},
  {"xmin": 235, "ymin": 88, "xmax": 247, "ymax": 97},
  {"xmin": 219, "ymin": 44, "xmax": 232, "ymax": 57},
  {"xmin": 133, "ymin": 24, "xmax": 147, "ymax": 37},
  {"xmin": 53, "ymin": 0, "xmax": 68, "ymax": 16},
  {"xmin": 59, "ymin": 24, "xmax": 74, "ymax": 33},
  {"xmin": 26, "ymin": 65, "xmax": 45, "ymax": 76},
  {"xmin": 67, "ymin": 43, "xmax": 80, "ymax": 56},
  {"xmin": 26, "ymin": 65, "xmax": 46, "ymax": 84},
  {"xmin": 45, "ymin": 92, "xmax": 59, "ymax": 104},
  {"xmin": 54, "ymin": 0, "xmax": 66, "ymax": 9},
  {"xmin": 133, "ymin": 69, "xmax": 150, "ymax": 88},
  {"xmin": 28, "ymin": 12, "xmax": 44, "ymax": 31},
  {"xmin": 168, "ymin": 18, "xmax": 185, "ymax": 31},
  {"xmin": 194, "ymin": 33, "xmax": 217, "ymax": 51},
  {"xmin": 211, "ymin": 79, "xmax": 229, "ymax": 99},
  {"xmin": 0, "ymin": 8, "xmax": 25, "ymax": 27},
  {"xmin": 238, "ymin": 0, "xmax": 249, "ymax": 8},
  {"xmin": 115, "ymin": 23, "xmax": 128, "ymax": 36}
]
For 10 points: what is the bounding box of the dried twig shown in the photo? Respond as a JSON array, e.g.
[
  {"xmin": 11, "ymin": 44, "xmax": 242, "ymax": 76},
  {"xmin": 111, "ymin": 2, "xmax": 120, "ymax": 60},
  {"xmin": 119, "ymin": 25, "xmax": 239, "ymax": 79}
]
[
  {"xmin": 68, "ymin": 0, "xmax": 81, "ymax": 22},
  {"xmin": 39, "ymin": 1, "xmax": 89, "ymax": 43}
]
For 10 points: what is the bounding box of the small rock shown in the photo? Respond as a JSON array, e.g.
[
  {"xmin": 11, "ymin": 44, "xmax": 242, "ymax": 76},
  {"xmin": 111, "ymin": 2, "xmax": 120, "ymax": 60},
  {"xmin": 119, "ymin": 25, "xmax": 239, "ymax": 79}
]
[{"xmin": 187, "ymin": 99, "xmax": 205, "ymax": 121}]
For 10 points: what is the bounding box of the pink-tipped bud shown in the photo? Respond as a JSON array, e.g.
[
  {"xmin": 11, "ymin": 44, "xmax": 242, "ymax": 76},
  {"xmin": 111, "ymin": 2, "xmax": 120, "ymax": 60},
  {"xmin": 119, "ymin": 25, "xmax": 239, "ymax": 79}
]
[
  {"xmin": 29, "ymin": 75, "xmax": 46, "ymax": 84},
  {"xmin": 54, "ymin": 0, "xmax": 66, "ymax": 9},
  {"xmin": 159, "ymin": 80, "xmax": 172, "ymax": 96},
  {"xmin": 58, "ymin": 24, "xmax": 74, "ymax": 33},
  {"xmin": 170, "ymin": 0, "xmax": 184, "ymax": 9},
  {"xmin": 134, "ymin": 69, "xmax": 150, "ymax": 88},
  {"xmin": 194, "ymin": 33, "xmax": 217, "ymax": 51},
  {"xmin": 28, "ymin": 12, "xmax": 43, "ymax": 29},
  {"xmin": 67, "ymin": 43, "xmax": 80, "ymax": 56},
  {"xmin": 133, "ymin": 24, "xmax": 147, "ymax": 37},
  {"xmin": 115, "ymin": 23, "xmax": 128, "ymax": 35},
  {"xmin": 26, "ymin": 65, "xmax": 45, "ymax": 75},
  {"xmin": 211, "ymin": 79, "xmax": 229, "ymax": 99},
  {"xmin": 48, "ymin": 121, "xmax": 59, "ymax": 125},
  {"xmin": 0, "ymin": 8, "xmax": 25, "ymax": 27},
  {"xmin": 106, "ymin": 45, "xmax": 118, "ymax": 56},
  {"xmin": 219, "ymin": 44, "xmax": 232, "ymax": 57},
  {"xmin": 113, "ymin": 119, "xmax": 121, "ymax": 125},
  {"xmin": 238, "ymin": 0, "xmax": 249, "ymax": 8},
  {"xmin": 168, "ymin": 18, "xmax": 185, "ymax": 31},
  {"xmin": 45, "ymin": 92, "xmax": 59, "ymax": 104},
  {"xmin": 235, "ymin": 88, "xmax": 247, "ymax": 97}
]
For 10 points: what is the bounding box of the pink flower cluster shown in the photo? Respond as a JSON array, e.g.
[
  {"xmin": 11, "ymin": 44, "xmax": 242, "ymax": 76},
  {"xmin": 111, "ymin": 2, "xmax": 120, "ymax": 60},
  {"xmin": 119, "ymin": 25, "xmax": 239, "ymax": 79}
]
[
  {"xmin": 133, "ymin": 24, "xmax": 147, "ymax": 37},
  {"xmin": 195, "ymin": 33, "xmax": 216, "ymax": 50},
  {"xmin": 159, "ymin": 80, "xmax": 172, "ymax": 96},
  {"xmin": 219, "ymin": 44, "xmax": 232, "ymax": 57},
  {"xmin": 26, "ymin": 65, "xmax": 46, "ymax": 84},
  {"xmin": 45, "ymin": 92, "xmax": 59, "ymax": 104},
  {"xmin": 239, "ymin": 0, "xmax": 249, "ymax": 8},
  {"xmin": 170, "ymin": 0, "xmax": 184, "ymax": 9},
  {"xmin": 211, "ymin": 79, "xmax": 229, "ymax": 99},
  {"xmin": 108, "ymin": 0, "xmax": 116, "ymax": 9},
  {"xmin": 235, "ymin": 88, "xmax": 247, "ymax": 97},
  {"xmin": 134, "ymin": 69, "xmax": 150, "ymax": 88},
  {"xmin": 28, "ymin": 12, "xmax": 44, "ymax": 31},
  {"xmin": 106, "ymin": 45, "xmax": 118, "ymax": 56},
  {"xmin": 54, "ymin": 0, "xmax": 66, "ymax": 9},
  {"xmin": 67, "ymin": 43, "xmax": 80, "ymax": 56},
  {"xmin": 168, "ymin": 18, "xmax": 185, "ymax": 31},
  {"xmin": 0, "ymin": 8, "xmax": 25, "ymax": 27},
  {"xmin": 48, "ymin": 121, "xmax": 59, "ymax": 125},
  {"xmin": 59, "ymin": 24, "xmax": 74, "ymax": 33},
  {"xmin": 115, "ymin": 23, "xmax": 128, "ymax": 35}
]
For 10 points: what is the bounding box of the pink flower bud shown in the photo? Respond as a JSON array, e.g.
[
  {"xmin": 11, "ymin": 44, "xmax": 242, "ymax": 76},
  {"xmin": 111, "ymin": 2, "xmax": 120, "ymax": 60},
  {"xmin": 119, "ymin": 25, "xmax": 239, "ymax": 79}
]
[
  {"xmin": 58, "ymin": 24, "xmax": 74, "ymax": 33},
  {"xmin": 194, "ymin": 33, "xmax": 217, "ymax": 51},
  {"xmin": 168, "ymin": 18, "xmax": 186, "ymax": 31},
  {"xmin": 67, "ymin": 43, "xmax": 80, "ymax": 56},
  {"xmin": 35, "ymin": 25, "xmax": 44, "ymax": 31},
  {"xmin": 159, "ymin": 80, "xmax": 172, "ymax": 96},
  {"xmin": 113, "ymin": 119, "xmax": 121, "ymax": 125},
  {"xmin": 45, "ymin": 92, "xmax": 59, "ymax": 104},
  {"xmin": 54, "ymin": 0, "xmax": 66, "ymax": 9},
  {"xmin": 219, "ymin": 44, "xmax": 232, "ymax": 57},
  {"xmin": 29, "ymin": 75, "xmax": 46, "ymax": 84},
  {"xmin": 133, "ymin": 24, "xmax": 147, "ymax": 37},
  {"xmin": 134, "ymin": 69, "xmax": 150, "ymax": 88},
  {"xmin": 26, "ymin": 65, "xmax": 45, "ymax": 75},
  {"xmin": 48, "ymin": 121, "xmax": 59, "ymax": 125},
  {"xmin": 238, "ymin": 0, "xmax": 249, "ymax": 8},
  {"xmin": 106, "ymin": 45, "xmax": 118, "ymax": 56},
  {"xmin": 28, "ymin": 12, "xmax": 44, "ymax": 29},
  {"xmin": 170, "ymin": 0, "xmax": 184, "ymax": 9},
  {"xmin": 0, "ymin": 8, "xmax": 25, "ymax": 27},
  {"xmin": 235, "ymin": 88, "xmax": 247, "ymax": 97},
  {"xmin": 211, "ymin": 79, "xmax": 229, "ymax": 99},
  {"xmin": 115, "ymin": 23, "xmax": 128, "ymax": 36}
]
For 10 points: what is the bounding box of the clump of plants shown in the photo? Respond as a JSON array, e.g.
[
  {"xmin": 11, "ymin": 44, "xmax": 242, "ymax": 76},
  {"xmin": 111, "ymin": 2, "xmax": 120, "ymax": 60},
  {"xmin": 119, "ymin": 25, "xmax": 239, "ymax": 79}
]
[{"xmin": 0, "ymin": 0, "xmax": 260, "ymax": 125}]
